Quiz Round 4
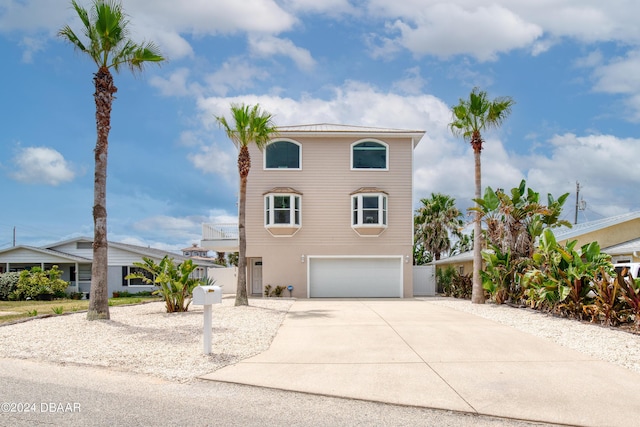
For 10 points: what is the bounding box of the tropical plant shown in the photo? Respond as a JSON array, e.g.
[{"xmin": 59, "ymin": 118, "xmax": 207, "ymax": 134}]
[
  {"xmin": 125, "ymin": 256, "xmax": 200, "ymax": 312},
  {"xmin": 413, "ymin": 241, "xmax": 434, "ymax": 266},
  {"xmin": 473, "ymin": 180, "xmax": 571, "ymax": 303},
  {"xmin": 414, "ymin": 193, "xmax": 463, "ymax": 261},
  {"xmin": 58, "ymin": 0, "xmax": 164, "ymax": 320},
  {"xmin": 0, "ymin": 272, "xmax": 20, "ymax": 300},
  {"xmin": 449, "ymin": 87, "xmax": 515, "ymax": 304},
  {"xmin": 618, "ymin": 269, "xmax": 640, "ymax": 328},
  {"xmin": 436, "ymin": 265, "xmax": 457, "ymax": 295},
  {"xmin": 522, "ymin": 229, "xmax": 612, "ymax": 316},
  {"xmin": 450, "ymin": 272, "xmax": 473, "ymax": 299},
  {"xmin": 228, "ymin": 252, "xmax": 239, "ymax": 267},
  {"xmin": 471, "ymin": 180, "xmax": 571, "ymax": 259},
  {"xmin": 449, "ymin": 232, "xmax": 473, "ymax": 257},
  {"xmin": 481, "ymin": 246, "xmax": 525, "ymax": 304},
  {"xmin": 216, "ymin": 103, "xmax": 278, "ymax": 306},
  {"xmin": 584, "ymin": 269, "xmax": 626, "ymax": 326},
  {"xmin": 10, "ymin": 266, "xmax": 69, "ymax": 300},
  {"xmin": 215, "ymin": 252, "xmax": 227, "ymax": 267}
]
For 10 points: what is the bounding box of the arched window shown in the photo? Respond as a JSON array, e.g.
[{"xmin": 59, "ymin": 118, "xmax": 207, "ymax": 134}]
[
  {"xmin": 265, "ymin": 140, "xmax": 301, "ymax": 169},
  {"xmin": 351, "ymin": 141, "xmax": 388, "ymax": 169}
]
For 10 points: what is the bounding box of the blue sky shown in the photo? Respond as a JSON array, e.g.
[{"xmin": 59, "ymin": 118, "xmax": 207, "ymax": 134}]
[{"xmin": 2, "ymin": 0, "xmax": 640, "ymax": 252}]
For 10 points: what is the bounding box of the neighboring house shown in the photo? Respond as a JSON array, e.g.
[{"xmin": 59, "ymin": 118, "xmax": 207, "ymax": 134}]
[
  {"xmin": 433, "ymin": 211, "xmax": 640, "ymax": 273},
  {"xmin": 0, "ymin": 236, "xmax": 217, "ymax": 296},
  {"xmin": 202, "ymin": 123, "xmax": 425, "ymax": 298},
  {"xmin": 181, "ymin": 243, "xmax": 211, "ymax": 258}
]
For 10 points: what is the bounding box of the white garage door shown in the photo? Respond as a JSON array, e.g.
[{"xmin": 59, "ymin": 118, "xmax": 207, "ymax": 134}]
[{"xmin": 309, "ymin": 257, "xmax": 402, "ymax": 298}]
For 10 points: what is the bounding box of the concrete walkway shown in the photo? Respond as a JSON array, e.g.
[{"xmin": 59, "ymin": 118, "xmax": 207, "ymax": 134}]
[{"xmin": 201, "ymin": 299, "xmax": 640, "ymax": 427}]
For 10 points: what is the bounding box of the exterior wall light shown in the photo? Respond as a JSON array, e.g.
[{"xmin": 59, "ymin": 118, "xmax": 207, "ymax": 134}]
[
  {"xmin": 405, "ymin": 255, "xmax": 410, "ymax": 263},
  {"xmin": 301, "ymin": 254, "xmax": 305, "ymax": 263}
]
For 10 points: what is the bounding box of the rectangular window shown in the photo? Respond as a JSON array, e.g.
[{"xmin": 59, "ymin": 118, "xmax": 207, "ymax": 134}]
[
  {"xmin": 274, "ymin": 196, "xmax": 291, "ymax": 224},
  {"xmin": 264, "ymin": 194, "xmax": 301, "ymax": 229},
  {"xmin": 76, "ymin": 241, "xmax": 93, "ymax": 249},
  {"xmin": 352, "ymin": 194, "xmax": 387, "ymax": 226},
  {"xmin": 122, "ymin": 266, "xmax": 154, "ymax": 287}
]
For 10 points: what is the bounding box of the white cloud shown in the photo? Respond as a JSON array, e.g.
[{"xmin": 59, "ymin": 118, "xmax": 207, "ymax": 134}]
[
  {"xmin": 149, "ymin": 68, "xmax": 198, "ymax": 97},
  {"xmin": 522, "ymin": 133, "xmax": 640, "ymax": 217},
  {"xmin": 369, "ymin": 3, "xmax": 543, "ymax": 61},
  {"xmin": 391, "ymin": 67, "xmax": 427, "ymax": 94},
  {"xmin": 248, "ymin": 35, "xmax": 316, "ymax": 71},
  {"xmin": 281, "ymin": 0, "xmax": 358, "ymax": 16},
  {"xmin": 592, "ymin": 50, "xmax": 640, "ymax": 94},
  {"xmin": 2, "ymin": 0, "xmax": 297, "ymax": 63},
  {"xmin": 187, "ymin": 142, "xmax": 237, "ymax": 184},
  {"xmin": 19, "ymin": 35, "xmax": 45, "ymax": 63},
  {"xmin": 10, "ymin": 146, "xmax": 76, "ymax": 185},
  {"xmin": 194, "ymin": 81, "xmax": 640, "ymax": 221},
  {"xmin": 204, "ymin": 57, "xmax": 270, "ymax": 96}
]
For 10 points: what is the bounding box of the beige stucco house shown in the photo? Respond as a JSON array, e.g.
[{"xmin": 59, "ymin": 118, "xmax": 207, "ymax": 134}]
[{"xmin": 202, "ymin": 123, "xmax": 425, "ymax": 298}]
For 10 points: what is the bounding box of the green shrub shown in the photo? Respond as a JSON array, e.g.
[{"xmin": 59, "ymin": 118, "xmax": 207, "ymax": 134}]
[
  {"xmin": 0, "ymin": 272, "xmax": 20, "ymax": 300},
  {"xmin": 436, "ymin": 266, "xmax": 456, "ymax": 295},
  {"xmin": 125, "ymin": 256, "xmax": 200, "ymax": 313},
  {"xmin": 11, "ymin": 266, "xmax": 69, "ymax": 300}
]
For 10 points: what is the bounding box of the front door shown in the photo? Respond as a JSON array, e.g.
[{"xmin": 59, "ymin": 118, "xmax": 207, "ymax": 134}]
[{"xmin": 251, "ymin": 259, "xmax": 263, "ymax": 295}]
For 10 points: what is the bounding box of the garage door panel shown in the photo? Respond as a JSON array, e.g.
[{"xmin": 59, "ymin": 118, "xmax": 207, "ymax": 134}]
[{"xmin": 309, "ymin": 257, "xmax": 401, "ymax": 298}]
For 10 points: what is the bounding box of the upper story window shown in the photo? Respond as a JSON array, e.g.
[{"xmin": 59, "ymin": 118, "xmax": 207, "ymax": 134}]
[
  {"xmin": 351, "ymin": 140, "xmax": 388, "ymax": 170},
  {"xmin": 264, "ymin": 188, "xmax": 302, "ymax": 236},
  {"xmin": 265, "ymin": 140, "xmax": 301, "ymax": 169},
  {"xmin": 351, "ymin": 188, "xmax": 388, "ymax": 236}
]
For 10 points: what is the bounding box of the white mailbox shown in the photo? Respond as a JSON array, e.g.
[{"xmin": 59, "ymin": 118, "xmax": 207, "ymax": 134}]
[{"xmin": 192, "ymin": 285, "xmax": 222, "ymax": 305}]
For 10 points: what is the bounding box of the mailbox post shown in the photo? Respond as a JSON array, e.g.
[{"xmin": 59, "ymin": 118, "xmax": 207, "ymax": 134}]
[{"xmin": 192, "ymin": 285, "xmax": 222, "ymax": 354}]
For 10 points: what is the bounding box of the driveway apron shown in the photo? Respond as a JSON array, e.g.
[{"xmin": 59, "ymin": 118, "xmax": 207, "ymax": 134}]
[{"xmin": 201, "ymin": 299, "xmax": 640, "ymax": 427}]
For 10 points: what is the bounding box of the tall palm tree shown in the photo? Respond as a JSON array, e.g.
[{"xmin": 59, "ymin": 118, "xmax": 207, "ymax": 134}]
[
  {"xmin": 59, "ymin": 0, "xmax": 164, "ymax": 320},
  {"xmin": 216, "ymin": 104, "xmax": 277, "ymax": 306},
  {"xmin": 414, "ymin": 193, "xmax": 463, "ymax": 261},
  {"xmin": 449, "ymin": 88, "xmax": 514, "ymax": 304}
]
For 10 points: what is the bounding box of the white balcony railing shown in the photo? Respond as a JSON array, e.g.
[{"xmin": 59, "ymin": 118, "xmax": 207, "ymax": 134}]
[{"xmin": 201, "ymin": 223, "xmax": 239, "ymax": 252}]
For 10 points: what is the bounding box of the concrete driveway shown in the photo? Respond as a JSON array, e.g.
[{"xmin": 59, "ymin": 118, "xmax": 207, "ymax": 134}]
[{"xmin": 202, "ymin": 299, "xmax": 640, "ymax": 427}]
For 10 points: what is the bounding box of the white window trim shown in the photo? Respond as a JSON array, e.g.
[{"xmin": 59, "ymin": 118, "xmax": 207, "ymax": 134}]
[
  {"xmin": 264, "ymin": 139, "xmax": 302, "ymax": 170},
  {"xmin": 350, "ymin": 139, "xmax": 389, "ymax": 171},
  {"xmin": 264, "ymin": 193, "xmax": 302, "ymax": 236},
  {"xmin": 351, "ymin": 193, "xmax": 388, "ymax": 227},
  {"xmin": 125, "ymin": 266, "xmax": 155, "ymax": 288}
]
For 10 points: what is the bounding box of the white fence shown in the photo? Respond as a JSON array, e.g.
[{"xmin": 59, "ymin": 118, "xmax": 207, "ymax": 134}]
[
  {"xmin": 413, "ymin": 265, "xmax": 436, "ymax": 296},
  {"xmin": 207, "ymin": 267, "xmax": 237, "ymax": 294}
]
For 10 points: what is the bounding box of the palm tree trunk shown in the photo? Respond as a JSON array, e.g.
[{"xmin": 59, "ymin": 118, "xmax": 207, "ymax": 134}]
[
  {"xmin": 235, "ymin": 146, "xmax": 250, "ymax": 306},
  {"xmin": 472, "ymin": 144, "xmax": 485, "ymax": 304},
  {"xmin": 87, "ymin": 66, "xmax": 117, "ymax": 320}
]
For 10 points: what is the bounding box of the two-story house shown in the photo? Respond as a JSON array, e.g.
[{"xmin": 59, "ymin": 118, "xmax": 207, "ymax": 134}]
[{"xmin": 203, "ymin": 124, "xmax": 424, "ymax": 298}]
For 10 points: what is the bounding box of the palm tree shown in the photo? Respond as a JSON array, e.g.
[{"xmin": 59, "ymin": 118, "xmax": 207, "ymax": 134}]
[
  {"xmin": 414, "ymin": 193, "xmax": 463, "ymax": 261},
  {"xmin": 216, "ymin": 104, "xmax": 277, "ymax": 306},
  {"xmin": 449, "ymin": 88, "xmax": 514, "ymax": 304},
  {"xmin": 59, "ymin": 0, "xmax": 164, "ymax": 320}
]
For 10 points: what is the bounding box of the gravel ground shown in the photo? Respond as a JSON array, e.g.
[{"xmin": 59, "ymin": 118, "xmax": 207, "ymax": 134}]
[
  {"xmin": 0, "ymin": 296, "xmax": 293, "ymax": 382},
  {"xmin": 1, "ymin": 296, "xmax": 639, "ymax": 384},
  {"xmin": 427, "ymin": 298, "xmax": 640, "ymax": 374}
]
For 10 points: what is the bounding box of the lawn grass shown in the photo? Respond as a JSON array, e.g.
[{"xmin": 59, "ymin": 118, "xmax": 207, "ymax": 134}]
[{"xmin": 0, "ymin": 296, "xmax": 161, "ymax": 325}]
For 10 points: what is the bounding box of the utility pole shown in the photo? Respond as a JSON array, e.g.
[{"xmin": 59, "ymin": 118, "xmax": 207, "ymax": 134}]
[
  {"xmin": 574, "ymin": 182, "xmax": 580, "ymax": 225},
  {"xmin": 13, "ymin": 226, "xmax": 16, "ymax": 247}
]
